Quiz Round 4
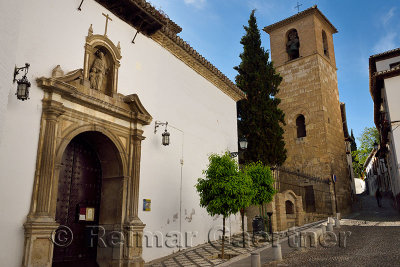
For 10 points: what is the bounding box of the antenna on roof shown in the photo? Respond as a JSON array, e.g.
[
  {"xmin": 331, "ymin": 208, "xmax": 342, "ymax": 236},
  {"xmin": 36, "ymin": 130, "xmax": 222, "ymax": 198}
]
[{"xmin": 294, "ymin": 1, "xmax": 303, "ymax": 13}]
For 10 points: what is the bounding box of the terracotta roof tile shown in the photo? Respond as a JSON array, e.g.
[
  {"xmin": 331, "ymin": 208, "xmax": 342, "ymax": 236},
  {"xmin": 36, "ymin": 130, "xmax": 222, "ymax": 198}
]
[{"xmin": 263, "ymin": 5, "xmax": 337, "ymax": 34}]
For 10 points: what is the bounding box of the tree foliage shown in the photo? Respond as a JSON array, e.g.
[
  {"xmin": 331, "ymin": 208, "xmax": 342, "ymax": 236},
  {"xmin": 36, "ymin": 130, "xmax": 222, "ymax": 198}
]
[
  {"xmin": 196, "ymin": 152, "xmax": 254, "ymax": 217},
  {"xmin": 243, "ymin": 162, "xmax": 276, "ymax": 226},
  {"xmin": 244, "ymin": 162, "xmax": 276, "ymax": 206},
  {"xmin": 234, "ymin": 10, "xmax": 286, "ymax": 166},
  {"xmin": 196, "ymin": 152, "xmax": 253, "ymax": 257},
  {"xmin": 351, "ymin": 127, "xmax": 380, "ymax": 176}
]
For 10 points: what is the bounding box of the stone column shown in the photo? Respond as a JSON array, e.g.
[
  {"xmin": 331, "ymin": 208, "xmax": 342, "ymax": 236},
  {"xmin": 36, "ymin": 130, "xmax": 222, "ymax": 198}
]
[
  {"xmin": 128, "ymin": 129, "xmax": 145, "ymax": 223},
  {"xmin": 295, "ymin": 196, "xmax": 304, "ymax": 226},
  {"xmin": 23, "ymin": 99, "xmax": 64, "ymax": 267},
  {"xmin": 123, "ymin": 129, "xmax": 145, "ymax": 266},
  {"xmin": 274, "ymin": 193, "xmax": 286, "ymax": 231}
]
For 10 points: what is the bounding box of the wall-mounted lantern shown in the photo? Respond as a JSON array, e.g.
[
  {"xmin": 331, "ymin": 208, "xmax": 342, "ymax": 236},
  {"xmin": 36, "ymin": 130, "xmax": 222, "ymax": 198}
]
[
  {"xmin": 162, "ymin": 129, "xmax": 170, "ymax": 146},
  {"xmin": 13, "ymin": 63, "xmax": 31, "ymax": 101},
  {"xmin": 230, "ymin": 136, "xmax": 248, "ymax": 158},
  {"xmin": 154, "ymin": 121, "xmax": 170, "ymax": 146}
]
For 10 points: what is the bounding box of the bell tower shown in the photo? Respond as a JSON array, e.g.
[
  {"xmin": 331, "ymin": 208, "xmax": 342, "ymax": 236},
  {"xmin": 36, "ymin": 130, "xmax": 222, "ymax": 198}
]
[{"xmin": 264, "ymin": 6, "xmax": 351, "ymax": 213}]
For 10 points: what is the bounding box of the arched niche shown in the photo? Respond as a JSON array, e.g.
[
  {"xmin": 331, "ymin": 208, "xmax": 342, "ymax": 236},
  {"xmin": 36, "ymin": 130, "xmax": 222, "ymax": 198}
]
[
  {"xmin": 83, "ymin": 25, "xmax": 122, "ymax": 97},
  {"xmin": 286, "ymin": 29, "xmax": 300, "ymax": 60},
  {"xmin": 285, "ymin": 200, "xmax": 295, "ymax": 214}
]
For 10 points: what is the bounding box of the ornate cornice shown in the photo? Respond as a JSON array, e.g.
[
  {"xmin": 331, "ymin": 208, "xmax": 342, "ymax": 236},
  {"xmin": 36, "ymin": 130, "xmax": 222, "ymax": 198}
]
[
  {"xmin": 36, "ymin": 76, "xmax": 152, "ymax": 125},
  {"xmin": 151, "ymin": 27, "xmax": 246, "ymax": 102},
  {"xmin": 94, "ymin": 0, "xmax": 181, "ymax": 36},
  {"xmin": 263, "ymin": 5, "xmax": 338, "ymax": 34}
]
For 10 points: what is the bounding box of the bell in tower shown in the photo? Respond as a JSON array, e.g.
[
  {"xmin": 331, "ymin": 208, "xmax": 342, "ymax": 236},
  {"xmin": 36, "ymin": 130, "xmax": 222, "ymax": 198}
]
[{"xmin": 286, "ymin": 29, "xmax": 300, "ymax": 60}]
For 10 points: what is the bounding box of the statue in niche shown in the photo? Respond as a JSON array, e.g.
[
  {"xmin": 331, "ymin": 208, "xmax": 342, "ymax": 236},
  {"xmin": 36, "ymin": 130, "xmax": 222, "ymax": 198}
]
[
  {"xmin": 89, "ymin": 50, "xmax": 108, "ymax": 90},
  {"xmin": 286, "ymin": 30, "xmax": 300, "ymax": 60}
]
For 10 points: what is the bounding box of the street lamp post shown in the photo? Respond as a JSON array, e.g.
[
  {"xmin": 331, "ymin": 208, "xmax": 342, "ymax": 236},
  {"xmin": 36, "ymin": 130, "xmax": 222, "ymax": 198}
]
[{"xmin": 267, "ymin": 211, "xmax": 273, "ymax": 242}]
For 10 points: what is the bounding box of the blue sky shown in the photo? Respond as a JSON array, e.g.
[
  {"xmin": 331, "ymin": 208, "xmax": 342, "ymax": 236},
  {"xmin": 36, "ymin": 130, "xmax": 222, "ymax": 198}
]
[{"xmin": 148, "ymin": 0, "xmax": 400, "ymax": 142}]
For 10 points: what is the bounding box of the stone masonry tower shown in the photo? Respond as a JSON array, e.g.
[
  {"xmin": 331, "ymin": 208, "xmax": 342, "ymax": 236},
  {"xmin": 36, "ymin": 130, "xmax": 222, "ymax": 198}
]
[{"xmin": 264, "ymin": 6, "xmax": 351, "ymax": 213}]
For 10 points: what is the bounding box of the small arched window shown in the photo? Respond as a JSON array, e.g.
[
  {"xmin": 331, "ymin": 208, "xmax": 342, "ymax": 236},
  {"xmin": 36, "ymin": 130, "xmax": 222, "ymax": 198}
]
[
  {"xmin": 285, "ymin": 200, "xmax": 294, "ymax": 214},
  {"xmin": 322, "ymin": 30, "xmax": 329, "ymax": 57},
  {"xmin": 296, "ymin": 115, "xmax": 306, "ymax": 138},
  {"xmin": 286, "ymin": 29, "xmax": 300, "ymax": 60}
]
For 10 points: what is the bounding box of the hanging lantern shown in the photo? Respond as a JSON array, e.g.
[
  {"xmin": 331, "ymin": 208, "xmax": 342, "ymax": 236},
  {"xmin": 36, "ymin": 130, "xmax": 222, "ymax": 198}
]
[
  {"xmin": 13, "ymin": 63, "xmax": 31, "ymax": 101},
  {"xmin": 162, "ymin": 129, "xmax": 170, "ymax": 146},
  {"xmin": 239, "ymin": 137, "xmax": 248, "ymax": 150},
  {"xmin": 16, "ymin": 75, "xmax": 31, "ymax": 101}
]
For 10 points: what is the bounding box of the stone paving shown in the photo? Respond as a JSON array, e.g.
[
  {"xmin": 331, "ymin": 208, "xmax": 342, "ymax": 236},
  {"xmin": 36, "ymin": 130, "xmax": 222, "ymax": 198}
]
[
  {"xmin": 145, "ymin": 235, "xmax": 268, "ymax": 267},
  {"xmin": 146, "ymin": 195, "xmax": 400, "ymax": 267},
  {"xmin": 145, "ymin": 220, "xmax": 324, "ymax": 267},
  {"xmin": 262, "ymin": 195, "xmax": 400, "ymax": 267}
]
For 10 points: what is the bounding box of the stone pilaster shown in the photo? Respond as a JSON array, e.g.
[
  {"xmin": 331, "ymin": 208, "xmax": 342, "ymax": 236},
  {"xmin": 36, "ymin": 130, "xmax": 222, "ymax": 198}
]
[
  {"xmin": 121, "ymin": 224, "xmax": 145, "ymax": 267},
  {"xmin": 34, "ymin": 100, "xmax": 65, "ymax": 216},
  {"xmin": 23, "ymin": 99, "xmax": 64, "ymax": 266},
  {"xmin": 128, "ymin": 129, "xmax": 145, "ymax": 223},
  {"xmin": 295, "ymin": 196, "xmax": 304, "ymax": 226}
]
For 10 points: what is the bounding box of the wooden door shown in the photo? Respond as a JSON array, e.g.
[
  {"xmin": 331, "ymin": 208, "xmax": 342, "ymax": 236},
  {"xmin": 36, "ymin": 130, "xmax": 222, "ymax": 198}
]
[{"xmin": 53, "ymin": 136, "xmax": 102, "ymax": 267}]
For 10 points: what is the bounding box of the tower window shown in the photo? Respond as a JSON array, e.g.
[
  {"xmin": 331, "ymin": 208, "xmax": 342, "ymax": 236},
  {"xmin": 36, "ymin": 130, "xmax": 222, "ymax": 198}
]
[
  {"xmin": 286, "ymin": 29, "xmax": 300, "ymax": 60},
  {"xmin": 322, "ymin": 30, "xmax": 329, "ymax": 57},
  {"xmin": 296, "ymin": 115, "xmax": 306, "ymax": 138}
]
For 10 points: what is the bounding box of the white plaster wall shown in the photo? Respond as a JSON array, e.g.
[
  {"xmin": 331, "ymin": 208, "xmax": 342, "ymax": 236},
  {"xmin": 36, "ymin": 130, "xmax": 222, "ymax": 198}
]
[
  {"xmin": 385, "ymin": 76, "xmax": 400, "ymax": 196},
  {"xmin": 376, "ymin": 56, "xmax": 400, "ymax": 72},
  {"xmin": 0, "ymin": 0, "xmax": 241, "ymax": 265}
]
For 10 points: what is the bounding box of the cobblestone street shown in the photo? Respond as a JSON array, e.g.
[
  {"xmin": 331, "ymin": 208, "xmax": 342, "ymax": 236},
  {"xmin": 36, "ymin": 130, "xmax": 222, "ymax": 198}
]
[
  {"xmin": 264, "ymin": 195, "xmax": 400, "ymax": 267},
  {"xmin": 146, "ymin": 195, "xmax": 400, "ymax": 267}
]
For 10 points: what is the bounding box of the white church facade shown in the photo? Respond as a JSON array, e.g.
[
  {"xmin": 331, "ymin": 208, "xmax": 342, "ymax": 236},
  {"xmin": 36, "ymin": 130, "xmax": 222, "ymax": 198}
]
[{"xmin": 0, "ymin": 0, "xmax": 245, "ymax": 266}]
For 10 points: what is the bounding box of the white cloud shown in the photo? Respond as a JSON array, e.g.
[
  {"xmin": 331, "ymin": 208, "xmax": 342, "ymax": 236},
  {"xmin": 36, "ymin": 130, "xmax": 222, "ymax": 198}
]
[
  {"xmin": 183, "ymin": 0, "xmax": 206, "ymax": 9},
  {"xmin": 373, "ymin": 7, "xmax": 399, "ymax": 53},
  {"xmin": 373, "ymin": 32, "xmax": 398, "ymax": 54},
  {"xmin": 382, "ymin": 7, "xmax": 396, "ymax": 25}
]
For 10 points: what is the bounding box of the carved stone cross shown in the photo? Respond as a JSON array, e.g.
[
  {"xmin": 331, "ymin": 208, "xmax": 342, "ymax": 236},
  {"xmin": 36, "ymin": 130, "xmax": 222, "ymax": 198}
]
[{"xmin": 102, "ymin": 13, "xmax": 112, "ymax": 36}]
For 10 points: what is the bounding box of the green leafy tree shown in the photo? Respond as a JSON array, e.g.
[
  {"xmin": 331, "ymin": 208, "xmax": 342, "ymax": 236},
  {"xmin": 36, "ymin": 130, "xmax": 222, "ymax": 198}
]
[
  {"xmin": 352, "ymin": 127, "xmax": 380, "ymax": 176},
  {"xmin": 243, "ymin": 162, "xmax": 276, "ymax": 229},
  {"xmin": 196, "ymin": 152, "xmax": 253, "ymax": 258},
  {"xmin": 235, "ymin": 10, "xmax": 286, "ymax": 166}
]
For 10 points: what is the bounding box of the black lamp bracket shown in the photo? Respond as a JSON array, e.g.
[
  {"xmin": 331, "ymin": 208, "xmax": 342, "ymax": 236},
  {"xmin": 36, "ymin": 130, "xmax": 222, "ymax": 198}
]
[
  {"xmin": 78, "ymin": 0, "xmax": 85, "ymax": 11},
  {"xmin": 154, "ymin": 121, "xmax": 168, "ymax": 134},
  {"xmin": 13, "ymin": 63, "xmax": 30, "ymax": 83},
  {"xmin": 230, "ymin": 152, "xmax": 239, "ymax": 158}
]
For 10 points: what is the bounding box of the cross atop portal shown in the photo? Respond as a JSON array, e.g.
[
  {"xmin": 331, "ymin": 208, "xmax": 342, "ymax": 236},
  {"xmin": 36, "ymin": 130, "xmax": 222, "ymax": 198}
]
[
  {"xmin": 102, "ymin": 13, "xmax": 112, "ymax": 36},
  {"xmin": 294, "ymin": 1, "xmax": 302, "ymax": 13}
]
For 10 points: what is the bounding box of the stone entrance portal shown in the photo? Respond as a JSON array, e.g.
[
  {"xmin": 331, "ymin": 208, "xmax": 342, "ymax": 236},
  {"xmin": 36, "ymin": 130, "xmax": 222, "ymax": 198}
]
[
  {"xmin": 22, "ymin": 26, "xmax": 152, "ymax": 267},
  {"xmin": 53, "ymin": 134, "xmax": 103, "ymax": 265}
]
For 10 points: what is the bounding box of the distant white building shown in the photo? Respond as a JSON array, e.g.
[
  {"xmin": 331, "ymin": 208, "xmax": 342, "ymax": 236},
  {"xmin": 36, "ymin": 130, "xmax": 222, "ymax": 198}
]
[
  {"xmin": 363, "ymin": 149, "xmax": 390, "ymax": 196},
  {"xmin": 369, "ymin": 48, "xmax": 400, "ymax": 205},
  {"xmin": 354, "ymin": 178, "xmax": 366, "ymax": 194}
]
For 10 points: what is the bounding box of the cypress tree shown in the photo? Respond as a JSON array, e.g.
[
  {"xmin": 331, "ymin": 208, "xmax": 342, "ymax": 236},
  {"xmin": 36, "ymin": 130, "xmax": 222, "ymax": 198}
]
[
  {"xmin": 350, "ymin": 129, "xmax": 357, "ymax": 152},
  {"xmin": 235, "ymin": 10, "xmax": 286, "ymax": 166}
]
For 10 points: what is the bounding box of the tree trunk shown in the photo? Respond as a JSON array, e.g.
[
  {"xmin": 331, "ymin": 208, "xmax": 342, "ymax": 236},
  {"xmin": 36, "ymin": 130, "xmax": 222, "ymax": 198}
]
[
  {"xmin": 241, "ymin": 209, "xmax": 245, "ymax": 248},
  {"xmin": 261, "ymin": 204, "xmax": 266, "ymax": 231},
  {"xmin": 222, "ymin": 216, "xmax": 225, "ymax": 259}
]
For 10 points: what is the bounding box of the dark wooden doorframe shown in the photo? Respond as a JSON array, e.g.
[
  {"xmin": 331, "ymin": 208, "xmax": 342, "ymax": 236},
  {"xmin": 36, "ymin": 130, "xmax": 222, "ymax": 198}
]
[{"xmin": 53, "ymin": 135, "xmax": 102, "ymax": 266}]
